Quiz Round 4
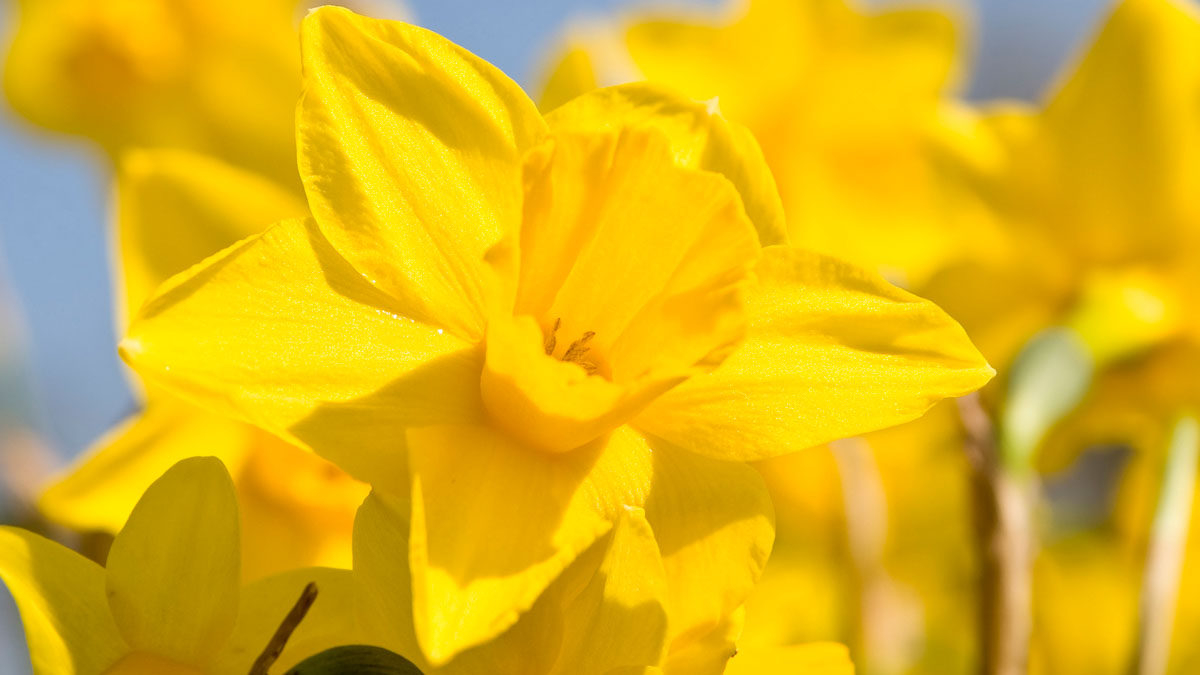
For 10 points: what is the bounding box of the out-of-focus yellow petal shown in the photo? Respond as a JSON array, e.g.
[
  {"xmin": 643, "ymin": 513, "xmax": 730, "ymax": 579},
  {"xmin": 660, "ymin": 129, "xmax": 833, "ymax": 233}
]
[
  {"xmin": 4, "ymin": 0, "xmax": 302, "ymax": 184},
  {"xmin": 37, "ymin": 399, "xmax": 247, "ymax": 535},
  {"xmin": 104, "ymin": 457, "xmax": 239, "ymax": 667},
  {"xmin": 635, "ymin": 246, "xmax": 993, "ymax": 461},
  {"xmin": 115, "ymin": 148, "xmax": 306, "ymax": 320},
  {"xmin": 404, "ymin": 423, "xmax": 621, "ymax": 664},
  {"xmin": 120, "ymin": 218, "xmax": 480, "ymax": 488},
  {"xmin": 0, "ymin": 527, "xmax": 128, "ymax": 674},
  {"xmin": 538, "ymin": 44, "xmax": 599, "ymax": 113},
  {"xmin": 544, "ymin": 83, "xmax": 787, "ymax": 246},
  {"xmin": 1036, "ymin": 0, "xmax": 1200, "ymax": 266},
  {"xmin": 232, "ymin": 435, "xmax": 366, "ymax": 582},
  {"xmin": 213, "ymin": 567, "xmax": 358, "ymax": 673},
  {"xmin": 642, "ymin": 439, "xmax": 772, "ymax": 654},
  {"xmin": 297, "ymin": 7, "xmax": 547, "ymax": 338},
  {"xmin": 553, "ymin": 509, "xmax": 668, "ymax": 673},
  {"xmin": 724, "ymin": 643, "xmax": 854, "ymax": 675}
]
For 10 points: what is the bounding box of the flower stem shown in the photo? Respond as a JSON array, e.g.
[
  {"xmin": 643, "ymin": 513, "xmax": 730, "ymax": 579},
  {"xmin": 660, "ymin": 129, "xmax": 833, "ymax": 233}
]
[
  {"xmin": 833, "ymin": 437, "xmax": 890, "ymax": 673},
  {"xmin": 249, "ymin": 582, "xmax": 319, "ymax": 675},
  {"xmin": 1133, "ymin": 417, "xmax": 1199, "ymax": 675},
  {"xmin": 959, "ymin": 393, "xmax": 1034, "ymax": 675}
]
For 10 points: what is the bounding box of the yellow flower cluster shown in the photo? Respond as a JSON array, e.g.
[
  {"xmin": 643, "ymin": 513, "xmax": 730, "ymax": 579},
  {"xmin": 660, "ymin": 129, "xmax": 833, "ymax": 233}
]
[{"xmin": 1, "ymin": 0, "xmax": 1193, "ymax": 673}]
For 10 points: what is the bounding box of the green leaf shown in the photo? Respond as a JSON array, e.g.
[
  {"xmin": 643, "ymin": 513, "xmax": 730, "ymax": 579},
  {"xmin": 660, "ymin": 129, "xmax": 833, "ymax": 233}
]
[{"xmin": 284, "ymin": 645, "xmax": 425, "ymax": 674}]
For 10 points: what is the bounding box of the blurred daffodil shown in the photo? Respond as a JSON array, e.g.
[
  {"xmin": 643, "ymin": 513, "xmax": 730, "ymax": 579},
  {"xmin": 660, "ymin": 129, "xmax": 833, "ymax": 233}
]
[
  {"xmin": 540, "ymin": 0, "xmax": 994, "ymax": 286},
  {"xmin": 37, "ymin": 149, "xmax": 366, "ymax": 583},
  {"xmin": 0, "ymin": 457, "xmax": 354, "ymax": 674},
  {"xmin": 4, "ymin": 0, "xmax": 304, "ymax": 187},
  {"xmin": 119, "ymin": 6, "xmax": 991, "ymax": 667}
]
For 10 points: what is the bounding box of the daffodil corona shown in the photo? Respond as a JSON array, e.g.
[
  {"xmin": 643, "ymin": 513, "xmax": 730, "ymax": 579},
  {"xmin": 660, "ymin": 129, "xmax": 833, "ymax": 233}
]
[{"xmin": 120, "ymin": 6, "xmax": 992, "ymax": 668}]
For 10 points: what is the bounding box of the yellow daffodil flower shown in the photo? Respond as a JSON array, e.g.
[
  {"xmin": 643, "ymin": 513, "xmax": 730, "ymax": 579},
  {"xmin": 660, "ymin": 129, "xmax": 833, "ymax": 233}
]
[
  {"xmin": 119, "ymin": 6, "xmax": 991, "ymax": 666},
  {"xmin": 539, "ymin": 0, "xmax": 997, "ymax": 286},
  {"xmin": 37, "ymin": 149, "xmax": 367, "ymax": 582},
  {"xmin": 0, "ymin": 456, "xmax": 354, "ymax": 674},
  {"xmin": 4, "ymin": 0, "xmax": 303, "ymax": 187}
]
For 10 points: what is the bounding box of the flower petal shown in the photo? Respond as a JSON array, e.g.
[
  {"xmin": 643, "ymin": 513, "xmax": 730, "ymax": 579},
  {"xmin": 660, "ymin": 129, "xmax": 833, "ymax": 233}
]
[
  {"xmin": 636, "ymin": 246, "xmax": 993, "ymax": 461},
  {"xmin": 553, "ymin": 508, "xmax": 669, "ymax": 674},
  {"xmin": 105, "ymin": 456, "xmax": 240, "ymax": 666},
  {"xmin": 38, "ymin": 399, "xmax": 248, "ymax": 536},
  {"xmin": 297, "ymin": 6, "xmax": 547, "ymax": 338},
  {"xmin": 213, "ymin": 567, "xmax": 358, "ymax": 673},
  {"xmin": 120, "ymin": 218, "xmax": 480, "ymax": 488},
  {"xmin": 724, "ymin": 643, "xmax": 854, "ymax": 675},
  {"xmin": 1038, "ymin": 0, "xmax": 1200, "ymax": 264},
  {"xmin": 661, "ymin": 606, "xmax": 742, "ymax": 675},
  {"xmin": 643, "ymin": 438, "xmax": 773, "ymax": 652},
  {"xmin": 544, "ymin": 82, "xmax": 787, "ymax": 246},
  {"xmin": 0, "ymin": 527, "xmax": 127, "ymax": 674},
  {"xmin": 404, "ymin": 424, "xmax": 622, "ymax": 664},
  {"xmin": 115, "ymin": 148, "xmax": 306, "ymax": 320}
]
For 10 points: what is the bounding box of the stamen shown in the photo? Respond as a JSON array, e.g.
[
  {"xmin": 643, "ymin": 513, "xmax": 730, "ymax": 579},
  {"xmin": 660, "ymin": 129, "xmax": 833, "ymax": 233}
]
[
  {"xmin": 544, "ymin": 318, "xmax": 561, "ymax": 355},
  {"xmin": 543, "ymin": 318, "xmax": 598, "ymax": 374},
  {"xmin": 562, "ymin": 331, "xmax": 598, "ymax": 373}
]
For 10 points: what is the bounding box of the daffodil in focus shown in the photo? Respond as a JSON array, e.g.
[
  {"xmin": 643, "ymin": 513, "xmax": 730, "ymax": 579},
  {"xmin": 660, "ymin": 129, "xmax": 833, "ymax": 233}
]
[
  {"xmin": 540, "ymin": 0, "xmax": 992, "ymax": 285},
  {"xmin": 4, "ymin": 0, "xmax": 303, "ymax": 186},
  {"xmin": 0, "ymin": 457, "xmax": 354, "ymax": 674},
  {"xmin": 120, "ymin": 6, "xmax": 992, "ymax": 667},
  {"xmin": 34, "ymin": 149, "xmax": 367, "ymax": 583}
]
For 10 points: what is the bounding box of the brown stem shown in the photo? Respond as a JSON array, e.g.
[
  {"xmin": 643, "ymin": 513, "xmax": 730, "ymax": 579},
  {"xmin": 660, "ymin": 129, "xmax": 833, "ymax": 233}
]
[
  {"xmin": 958, "ymin": 393, "xmax": 1034, "ymax": 675},
  {"xmin": 248, "ymin": 582, "xmax": 319, "ymax": 675}
]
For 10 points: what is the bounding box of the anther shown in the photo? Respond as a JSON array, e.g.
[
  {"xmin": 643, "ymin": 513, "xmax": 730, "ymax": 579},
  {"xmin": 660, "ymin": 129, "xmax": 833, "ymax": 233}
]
[{"xmin": 544, "ymin": 318, "xmax": 561, "ymax": 355}]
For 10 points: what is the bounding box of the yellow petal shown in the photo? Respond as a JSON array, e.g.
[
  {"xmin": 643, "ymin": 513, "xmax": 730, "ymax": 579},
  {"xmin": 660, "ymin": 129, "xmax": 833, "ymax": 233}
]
[
  {"xmin": 351, "ymin": 489, "xmax": 584, "ymax": 674},
  {"xmin": 662, "ymin": 605, "xmax": 743, "ymax": 675},
  {"xmin": 213, "ymin": 567, "xmax": 358, "ymax": 673},
  {"xmin": 724, "ymin": 643, "xmax": 854, "ymax": 675},
  {"xmin": 1038, "ymin": 0, "xmax": 1200, "ymax": 265},
  {"xmin": 105, "ymin": 457, "xmax": 240, "ymax": 666},
  {"xmin": 643, "ymin": 439, "xmax": 773, "ymax": 652},
  {"xmin": 297, "ymin": 6, "xmax": 547, "ymax": 338},
  {"xmin": 0, "ymin": 527, "xmax": 127, "ymax": 674},
  {"xmin": 115, "ymin": 149, "xmax": 306, "ymax": 321},
  {"xmin": 350, "ymin": 491, "xmax": 423, "ymax": 664},
  {"xmin": 545, "ymin": 82, "xmax": 787, "ymax": 246},
  {"xmin": 553, "ymin": 508, "xmax": 669, "ymax": 674},
  {"xmin": 38, "ymin": 398, "xmax": 248, "ymax": 535},
  {"xmin": 636, "ymin": 246, "xmax": 993, "ymax": 461},
  {"xmin": 405, "ymin": 423, "xmax": 618, "ymax": 664},
  {"xmin": 120, "ymin": 218, "xmax": 480, "ymax": 488}
]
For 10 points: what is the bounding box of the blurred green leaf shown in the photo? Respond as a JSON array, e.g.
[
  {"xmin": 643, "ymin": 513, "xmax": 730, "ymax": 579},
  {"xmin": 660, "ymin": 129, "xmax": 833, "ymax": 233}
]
[{"xmin": 1001, "ymin": 327, "xmax": 1094, "ymax": 471}]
